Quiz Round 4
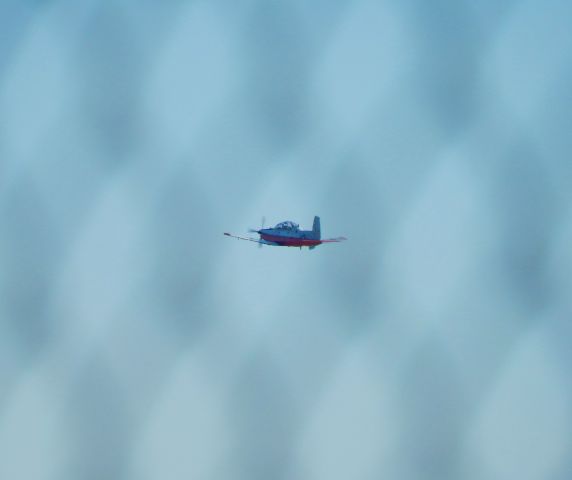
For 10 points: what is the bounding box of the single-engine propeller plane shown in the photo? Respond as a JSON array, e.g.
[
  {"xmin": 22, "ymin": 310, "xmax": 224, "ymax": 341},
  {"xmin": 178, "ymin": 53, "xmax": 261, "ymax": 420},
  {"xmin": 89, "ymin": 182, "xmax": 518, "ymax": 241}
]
[{"xmin": 224, "ymin": 216, "xmax": 346, "ymax": 250}]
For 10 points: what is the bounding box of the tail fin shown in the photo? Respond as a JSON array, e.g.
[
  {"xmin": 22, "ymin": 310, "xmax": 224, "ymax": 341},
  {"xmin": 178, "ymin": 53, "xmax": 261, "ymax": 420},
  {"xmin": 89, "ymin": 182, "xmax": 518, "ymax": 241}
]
[{"xmin": 312, "ymin": 216, "xmax": 321, "ymax": 240}]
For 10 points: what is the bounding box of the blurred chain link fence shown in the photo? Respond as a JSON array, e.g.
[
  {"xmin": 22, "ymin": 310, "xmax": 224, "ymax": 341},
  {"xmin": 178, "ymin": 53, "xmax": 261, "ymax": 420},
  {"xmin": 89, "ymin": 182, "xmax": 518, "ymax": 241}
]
[{"xmin": 1, "ymin": 1, "xmax": 571, "ymax": 479}]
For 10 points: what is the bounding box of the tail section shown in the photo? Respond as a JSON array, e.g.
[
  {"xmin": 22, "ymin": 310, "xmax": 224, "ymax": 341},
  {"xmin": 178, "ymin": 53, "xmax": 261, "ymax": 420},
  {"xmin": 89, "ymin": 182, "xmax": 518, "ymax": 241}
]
[{"xmin": 312, "ymin": 216, "xmax": 321, "ymax": 240}]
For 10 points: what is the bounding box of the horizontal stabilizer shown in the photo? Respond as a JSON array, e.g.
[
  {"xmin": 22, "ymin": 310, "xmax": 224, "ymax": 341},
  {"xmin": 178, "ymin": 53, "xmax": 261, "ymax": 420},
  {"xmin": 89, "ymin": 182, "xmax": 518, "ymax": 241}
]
[{"xmin": 321, "ymin": 237, "xmax": 347, "ymax": 243}]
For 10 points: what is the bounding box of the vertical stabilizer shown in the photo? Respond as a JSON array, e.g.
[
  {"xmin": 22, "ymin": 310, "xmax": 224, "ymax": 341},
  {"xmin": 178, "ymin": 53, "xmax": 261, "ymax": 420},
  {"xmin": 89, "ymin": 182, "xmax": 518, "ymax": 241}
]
[{"xmin": 312, "ymin": 216, "xmax": 321, "ymax": 239}]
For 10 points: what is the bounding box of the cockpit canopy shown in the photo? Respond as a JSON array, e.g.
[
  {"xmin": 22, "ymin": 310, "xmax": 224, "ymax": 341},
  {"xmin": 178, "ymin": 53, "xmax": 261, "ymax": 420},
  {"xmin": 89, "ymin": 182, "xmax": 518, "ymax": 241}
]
[{"xmin": 274, "ymin": 221, "xmax": 299, "ymax": 231}]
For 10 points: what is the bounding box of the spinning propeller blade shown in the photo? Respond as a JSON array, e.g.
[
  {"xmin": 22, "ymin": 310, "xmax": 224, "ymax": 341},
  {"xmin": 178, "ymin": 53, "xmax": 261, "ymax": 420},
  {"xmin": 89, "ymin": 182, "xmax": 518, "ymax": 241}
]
[
  {"xmin": 248, "ymin": 216, "xmax": 266, "ymax": 234},
  {"xmin": 258, "ymin": 216, "xmax": 265, "ymax": 247}
]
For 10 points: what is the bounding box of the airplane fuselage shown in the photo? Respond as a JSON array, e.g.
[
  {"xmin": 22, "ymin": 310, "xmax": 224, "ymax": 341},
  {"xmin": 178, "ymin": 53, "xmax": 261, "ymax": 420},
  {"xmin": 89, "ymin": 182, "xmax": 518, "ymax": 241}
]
[{"xmin": 258, "ymin": 228, "xmax": 321, "ymax": 247}]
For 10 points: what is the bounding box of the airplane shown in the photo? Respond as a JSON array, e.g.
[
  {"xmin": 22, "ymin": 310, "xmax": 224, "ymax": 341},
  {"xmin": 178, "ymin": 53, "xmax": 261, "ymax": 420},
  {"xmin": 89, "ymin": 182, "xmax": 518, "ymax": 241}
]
[{"xmin": 224, "ymin": 216, "xmax": 346, "ymax": 250}]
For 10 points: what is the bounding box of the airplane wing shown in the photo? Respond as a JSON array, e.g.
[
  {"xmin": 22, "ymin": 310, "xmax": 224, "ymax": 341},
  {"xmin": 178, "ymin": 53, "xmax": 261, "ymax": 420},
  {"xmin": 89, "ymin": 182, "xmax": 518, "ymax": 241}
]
[
  {"xmin": 321, "ymin": 236, "xmax": 347, "ymax": 243},
  {"xmin": 223, "ymin": 232, "xmax": 278, "ymax": 246},
  {"xmin": 224, "ymin": 232, "xmax": 263, "ymax": 243}
]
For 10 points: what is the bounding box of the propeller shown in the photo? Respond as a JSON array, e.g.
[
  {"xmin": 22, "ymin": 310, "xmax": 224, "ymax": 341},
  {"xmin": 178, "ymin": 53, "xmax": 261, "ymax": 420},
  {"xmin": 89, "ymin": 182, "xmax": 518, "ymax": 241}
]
[
  {"xmin": 248, "ymin": 216, "xmax": 266, "ymax": 234},
  {"xmin": 248, "ymin": 217, "xmax": 266, "ymax": 248}
]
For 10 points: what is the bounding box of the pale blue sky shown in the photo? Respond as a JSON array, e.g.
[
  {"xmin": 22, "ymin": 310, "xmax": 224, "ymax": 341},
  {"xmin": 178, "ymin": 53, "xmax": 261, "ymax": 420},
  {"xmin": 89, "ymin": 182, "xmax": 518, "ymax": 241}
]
[{"xmin": 1, "ymin": 1, "xmax": 572, "ymax": 479}]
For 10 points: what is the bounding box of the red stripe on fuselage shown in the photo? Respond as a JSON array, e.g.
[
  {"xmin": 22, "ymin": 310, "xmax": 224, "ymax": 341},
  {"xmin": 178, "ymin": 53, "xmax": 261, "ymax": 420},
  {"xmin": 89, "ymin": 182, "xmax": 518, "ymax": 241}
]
[{"xmin": 260, "ymin": 233, "xmax": 322, "ymax": 247}]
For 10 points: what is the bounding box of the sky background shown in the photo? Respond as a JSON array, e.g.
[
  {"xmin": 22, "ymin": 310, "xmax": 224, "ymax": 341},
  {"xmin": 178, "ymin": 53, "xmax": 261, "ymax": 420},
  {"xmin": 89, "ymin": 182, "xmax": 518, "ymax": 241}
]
[{"xmin": 1, "ymin": 1, "xmax": 572, "ymax": 479}]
